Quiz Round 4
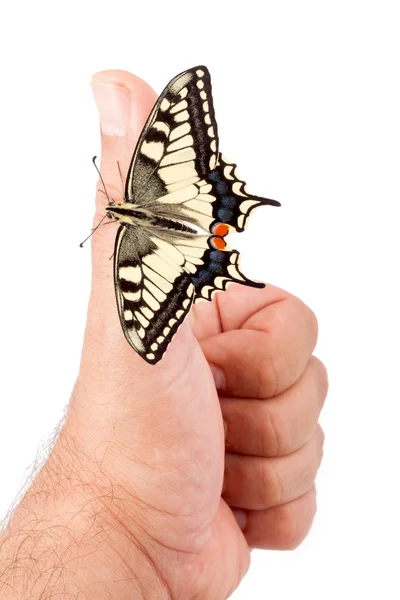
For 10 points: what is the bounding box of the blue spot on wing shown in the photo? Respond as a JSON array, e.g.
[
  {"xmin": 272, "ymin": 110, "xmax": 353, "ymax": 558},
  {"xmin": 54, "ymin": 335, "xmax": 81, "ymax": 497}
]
[
  {"xmin": 218, "ymin": 207, "xmax": 234, "ymax": 221},
  {"xmin": 191, "ymin": 249, "xmax": 228, "ymax": 290},
  {"xmin": 209, "ymin": 261, "xmax": 225, "ymax": 274},
  {"xmin": 208, "ymin": 170, "xmax": 220, "ymax": 183},
  {"xmin": 209, "ymin": 250, "xmax": 225, "ymax": 262},
  {"xmin": 216, "ymin": 181, "xmax": 229, "ymax": 194},
  {"xmin": 198, "ymin": 270, "xmax": 213, "ymax": 282},
  {"xmin": 221, "ymin": 195, "xmax": 237, "ymax": 208}
]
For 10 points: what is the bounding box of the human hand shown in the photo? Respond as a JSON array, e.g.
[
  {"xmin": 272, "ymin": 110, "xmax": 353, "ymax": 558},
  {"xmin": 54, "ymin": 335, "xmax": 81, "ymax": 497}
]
[{"xmin": 0, "ymin": 70, "xmax": 327, "ymax": 600}]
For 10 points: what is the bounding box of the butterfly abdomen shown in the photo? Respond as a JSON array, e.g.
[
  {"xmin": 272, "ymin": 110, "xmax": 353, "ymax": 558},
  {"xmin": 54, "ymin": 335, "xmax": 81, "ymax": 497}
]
[{"xmin": 151, "ymin": 216, "xmax": 197, "ymax": 234}]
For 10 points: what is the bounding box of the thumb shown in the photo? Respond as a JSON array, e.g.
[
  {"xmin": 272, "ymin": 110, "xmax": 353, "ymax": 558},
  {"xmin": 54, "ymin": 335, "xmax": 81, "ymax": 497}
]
[
  {"xmin": 80, "ymin": 69, "xmax": 206, "ymax": 398},
  {"xmin": 89, "ymin": 69, "xmax": 156, "ymax": 312}
]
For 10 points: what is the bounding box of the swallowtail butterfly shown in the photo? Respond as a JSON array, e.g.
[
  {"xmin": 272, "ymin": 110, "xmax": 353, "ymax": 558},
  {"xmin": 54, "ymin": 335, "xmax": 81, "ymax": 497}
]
[{"xmin": 105, "ymin": 66, "xmax": 280, "ymax": 364}]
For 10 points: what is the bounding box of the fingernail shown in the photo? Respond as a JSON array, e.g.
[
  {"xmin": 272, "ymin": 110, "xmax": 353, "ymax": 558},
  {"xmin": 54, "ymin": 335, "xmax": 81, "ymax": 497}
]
[
  {"xmin": 232, "ymin": 509, "xmax": 247, "ymax": 531},
  {"xmin": 91, "ymin": 81, "xmax": 131, "ymax": 137},
  {"xmin": 209, "ymin": 364, "xmax": 225, "ymax": 390}
]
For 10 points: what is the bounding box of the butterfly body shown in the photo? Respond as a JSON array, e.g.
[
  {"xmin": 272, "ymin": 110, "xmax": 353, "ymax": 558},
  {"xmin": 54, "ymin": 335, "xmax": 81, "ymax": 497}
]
[
  {"xmin": 107, "ymin": 66, "xmax": 280, "ymax": 365},
  {"xmin": 107, "ymin": 202, "xmax": 197, "ymax": 234}
]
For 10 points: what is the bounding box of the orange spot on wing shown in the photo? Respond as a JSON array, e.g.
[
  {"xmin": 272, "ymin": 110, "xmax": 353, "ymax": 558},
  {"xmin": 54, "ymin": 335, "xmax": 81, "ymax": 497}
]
[
  {"xmin": 212, "ymin": 236, "xmax": 226, "ymax": 250},
  {"xmin": 213, "ymin": 223, "xmax": 229, "ymax": 237}
]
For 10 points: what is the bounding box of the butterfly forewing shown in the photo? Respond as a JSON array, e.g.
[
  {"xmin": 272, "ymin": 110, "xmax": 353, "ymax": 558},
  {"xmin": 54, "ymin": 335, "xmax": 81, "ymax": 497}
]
[
  {"xmin": 114, "ymin": 226, "xmax": 195, "ymax": 364},
  {"xmin": 125, "ymin": 66, "xmax": 219, "ymax": 207}
]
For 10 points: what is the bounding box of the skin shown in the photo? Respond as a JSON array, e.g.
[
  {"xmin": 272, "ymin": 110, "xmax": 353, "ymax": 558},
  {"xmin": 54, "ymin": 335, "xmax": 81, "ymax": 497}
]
[{"xmin": 0, "ymin": 70, "xmax": 328, "ymax": 600}]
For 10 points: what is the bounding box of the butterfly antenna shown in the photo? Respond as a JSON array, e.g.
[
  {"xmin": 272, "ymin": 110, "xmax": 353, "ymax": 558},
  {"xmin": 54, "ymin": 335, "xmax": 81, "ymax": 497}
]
[
  {"xmin": 92, "ymin": 156, "xmax": 112, "ymax": 204},
  {"xmin": 79, "ymin": 214, "xmax": 109, "ymax": 248},
  {"xmin": 117, "ymin": 160, "xmax": 123, "ymax": 184},
  {"xmin": 79, "ymin": 157, "xmax": 116, "ymax": 247}
]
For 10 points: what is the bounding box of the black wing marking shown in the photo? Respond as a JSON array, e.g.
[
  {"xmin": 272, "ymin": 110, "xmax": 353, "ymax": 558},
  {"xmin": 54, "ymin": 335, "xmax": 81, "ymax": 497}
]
[{"xmin": 125, "ymin": 66, "xmax": 218, "ymax": 207}]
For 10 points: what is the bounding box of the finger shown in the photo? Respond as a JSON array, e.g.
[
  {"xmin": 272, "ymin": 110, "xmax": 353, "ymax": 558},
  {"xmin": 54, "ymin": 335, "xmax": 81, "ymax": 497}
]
[
  {"xmin": 221, "ymin": 356, "xmax": 328, "ymax": 457},
  {"xmin": 92, "ymin": 70, "xmax": 157, "ymax": 203},
  {"xmin": 223, "ymin": 426, "xmax": 324, "ymax": 510},
  {"xmin": 85, "ymin": 71, "xmax": 155, "ymax": 370},
  {"xmin": 199, "ymin": 285, "xmax": 318, "ymax": 398},
  {"xmin": 239, "ymin": 486, "xmax": 317, "ymax": 550},
  {"xmin": 90, "ymin": 70, "xmax": 157, "ymax": 278}
]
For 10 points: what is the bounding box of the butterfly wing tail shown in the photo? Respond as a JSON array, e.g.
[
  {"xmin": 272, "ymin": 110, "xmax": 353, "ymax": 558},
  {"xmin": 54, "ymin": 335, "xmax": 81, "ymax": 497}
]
[{"xmin": 207, "ymin": 154, "xmax": 280, "ymax": 235}]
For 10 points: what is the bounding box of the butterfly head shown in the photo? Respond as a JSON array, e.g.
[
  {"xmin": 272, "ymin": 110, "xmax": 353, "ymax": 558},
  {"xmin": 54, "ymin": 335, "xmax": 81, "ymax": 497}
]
[
  {"xmin": 105, "ymin": 200, "xmax": 117, "ymax": 220},
  {"xmin": 105, "ymin": 202, "xmax": 151, "ymax": 225}
]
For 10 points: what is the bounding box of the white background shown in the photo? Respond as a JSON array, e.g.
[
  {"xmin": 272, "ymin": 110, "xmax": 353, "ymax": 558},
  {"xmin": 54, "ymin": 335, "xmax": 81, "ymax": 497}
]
[{"xmin": 1, "ymin": 1, "xmax": 399, "ymax": 598}]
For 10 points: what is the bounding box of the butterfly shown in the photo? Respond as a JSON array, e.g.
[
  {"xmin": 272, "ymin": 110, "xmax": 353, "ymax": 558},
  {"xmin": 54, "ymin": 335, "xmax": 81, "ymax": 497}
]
[{"xmin": 104, "ymin": 66, "xmax": 280, "ymax": 364}]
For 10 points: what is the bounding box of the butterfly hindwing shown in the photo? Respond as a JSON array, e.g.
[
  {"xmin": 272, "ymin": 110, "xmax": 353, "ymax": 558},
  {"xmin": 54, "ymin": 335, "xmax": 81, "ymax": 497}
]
[
  {"xmin": 133, "ymin": 228, "xmax": 265, "ymax": 303},
  {"xmin": 151, "ymin": 153, "xmax": 280, "ymax": 235},
  {"xmin": 206, "ymin": 154, "xmax": 281, "ymax": 233}
]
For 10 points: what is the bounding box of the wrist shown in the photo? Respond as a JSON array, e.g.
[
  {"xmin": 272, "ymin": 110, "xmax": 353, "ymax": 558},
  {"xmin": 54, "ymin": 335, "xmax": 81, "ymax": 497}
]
[
  {"xmin": 0, "ymin": 518, "xmax": 170, "ymax": 600},
  {"xmin": 0, "ymin": 431, "xmax": 171, "ymax": 600}
]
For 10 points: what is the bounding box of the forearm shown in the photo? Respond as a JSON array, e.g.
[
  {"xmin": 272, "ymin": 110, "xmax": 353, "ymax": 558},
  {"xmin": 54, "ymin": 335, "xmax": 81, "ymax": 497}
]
[{"xmin": 0, "ymin": 433, "xmax": 169, "ymax": 600}]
